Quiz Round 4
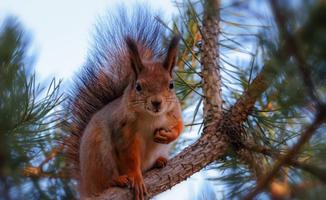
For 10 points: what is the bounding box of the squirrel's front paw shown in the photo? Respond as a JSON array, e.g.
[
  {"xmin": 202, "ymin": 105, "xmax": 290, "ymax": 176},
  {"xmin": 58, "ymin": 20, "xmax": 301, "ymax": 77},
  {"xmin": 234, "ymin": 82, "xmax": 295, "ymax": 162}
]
[{"xmin": 153, "ymin": 129, "xmax": 175, "ymax": 144}]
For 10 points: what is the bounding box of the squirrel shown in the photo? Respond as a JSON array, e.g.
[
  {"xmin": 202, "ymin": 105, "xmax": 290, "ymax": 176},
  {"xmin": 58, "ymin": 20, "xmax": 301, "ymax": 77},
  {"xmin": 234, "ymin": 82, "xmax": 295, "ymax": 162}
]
[{"xmin": 64, "ymin": 6, "xmax": 183, "ymax": 200}]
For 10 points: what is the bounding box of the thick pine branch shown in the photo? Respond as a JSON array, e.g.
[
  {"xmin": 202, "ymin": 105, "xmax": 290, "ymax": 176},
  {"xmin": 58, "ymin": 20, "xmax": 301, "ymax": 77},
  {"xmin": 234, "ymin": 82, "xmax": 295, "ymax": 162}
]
[
  {"xmin": 228, "ymin": 63, "xmax": 276, "ymax": 123},
  {"xmin": 225, "ymin": 63, "xmax": 277, "ymax": 179},
  {"xmin": 201, "ymin": 0, "xmax": 223, "ymax": 125}
]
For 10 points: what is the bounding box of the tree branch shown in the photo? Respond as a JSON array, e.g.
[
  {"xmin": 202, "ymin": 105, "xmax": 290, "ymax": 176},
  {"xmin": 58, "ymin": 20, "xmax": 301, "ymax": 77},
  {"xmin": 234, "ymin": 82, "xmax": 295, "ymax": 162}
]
[
  {"xmin": 228, "ymin": 63, "xmax": 277, "ymax": 123},
  {"xmin": 243, "ymin": 108, "xmax": 326, "ymax": 200},
  {"xmin": 23, "ymin": 144, "xmax": 68, "ymax": 179},
  {"xmin": 245, "ymin": 143, "xmax": 326, "ymax": 183},
  {"xmin": 291, "ymin": 160, "xmax": 326, "ymax": 183},
  {"xmin": 201, "ymin": 0, "xmax": 223, "ymax": 125},
  {"xmin": 23, "ymin": 166, "xmax": 68, "ymax": 179},
  {"xmin": 222, "ymin": 63, "xmax": 280, "ymax": 179}
]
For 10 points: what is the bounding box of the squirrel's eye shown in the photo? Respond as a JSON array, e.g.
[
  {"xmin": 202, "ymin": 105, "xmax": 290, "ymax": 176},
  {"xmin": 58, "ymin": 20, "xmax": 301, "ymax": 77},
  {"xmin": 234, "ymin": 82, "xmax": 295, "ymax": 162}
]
[
  {"xmin": 135, "ymin": 82, "xmax": 142, "ymax": 92},
  {"xmin": 169, "ymin": 82, "xmax": 174, "ymax": 90}
]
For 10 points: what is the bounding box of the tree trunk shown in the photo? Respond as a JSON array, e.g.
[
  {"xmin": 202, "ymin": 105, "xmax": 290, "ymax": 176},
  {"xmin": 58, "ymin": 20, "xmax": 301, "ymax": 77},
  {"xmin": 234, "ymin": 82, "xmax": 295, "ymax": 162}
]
[{"xmin": 201, "ymin": 0, "xmax": 223, "ymax": 127}]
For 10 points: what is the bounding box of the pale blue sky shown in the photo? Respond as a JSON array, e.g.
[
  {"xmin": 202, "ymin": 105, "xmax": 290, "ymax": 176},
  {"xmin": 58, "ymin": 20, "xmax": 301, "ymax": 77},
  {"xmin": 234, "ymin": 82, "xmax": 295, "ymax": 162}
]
[{"xmin": 0, "ymin": 0, "xmax": 177, "ymax": 81}]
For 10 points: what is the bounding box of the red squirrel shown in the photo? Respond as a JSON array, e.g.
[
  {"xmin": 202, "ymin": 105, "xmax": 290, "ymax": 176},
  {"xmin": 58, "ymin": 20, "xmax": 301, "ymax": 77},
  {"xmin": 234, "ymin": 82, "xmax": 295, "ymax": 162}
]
[{"xmin": 65, "ymin": 7, "xmax": 183, "ymax": 200}]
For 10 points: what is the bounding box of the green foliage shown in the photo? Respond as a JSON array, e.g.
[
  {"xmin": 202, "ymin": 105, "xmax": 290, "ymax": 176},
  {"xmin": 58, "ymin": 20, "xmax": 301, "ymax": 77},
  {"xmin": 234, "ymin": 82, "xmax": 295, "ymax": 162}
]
[
  {"xmin": 171, "ymin": 0, "xmax": 326, "ymax": 199},
  {"xmin": 0, "ymin": 17, "xmax": 73, "ymax": 200}
]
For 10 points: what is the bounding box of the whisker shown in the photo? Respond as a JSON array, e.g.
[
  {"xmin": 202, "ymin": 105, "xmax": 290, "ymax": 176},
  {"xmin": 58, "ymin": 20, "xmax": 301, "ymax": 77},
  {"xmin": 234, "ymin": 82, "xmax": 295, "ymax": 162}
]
[
  {"xmin": 128, "ymin": 102, "xmax": 146, "ymax": 107},
  {"xmin": 130, "ymin": 100, "xmax": 145, "ymax": 103}
]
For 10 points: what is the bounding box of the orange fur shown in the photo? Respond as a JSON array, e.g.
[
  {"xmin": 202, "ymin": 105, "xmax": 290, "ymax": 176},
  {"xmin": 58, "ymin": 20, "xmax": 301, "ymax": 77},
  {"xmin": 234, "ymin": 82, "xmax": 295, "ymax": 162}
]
[{"xmin": 77, "ymin": 36, "xmax": 183, "ymax": 200}]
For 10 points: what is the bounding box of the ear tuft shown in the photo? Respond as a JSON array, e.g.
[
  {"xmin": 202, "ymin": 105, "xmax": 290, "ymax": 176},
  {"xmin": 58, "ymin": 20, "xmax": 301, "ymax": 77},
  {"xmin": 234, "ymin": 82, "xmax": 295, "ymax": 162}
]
[
  {"xmin": 163, "ymin": 35, "xmax": 181, "ymax": 75},
  {"xmin": 125, "ymin": 36, "xmax": 143, "ymax": 77}
]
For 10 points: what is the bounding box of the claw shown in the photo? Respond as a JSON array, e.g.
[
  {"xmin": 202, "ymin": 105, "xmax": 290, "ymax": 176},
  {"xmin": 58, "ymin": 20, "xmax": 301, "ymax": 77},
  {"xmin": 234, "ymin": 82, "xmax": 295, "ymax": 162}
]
[
  {"xmin": 125, "ymin": 174, "xmax": 147, "ymax": 200},
  {"xmin": 111, "ymin": 174, "xmax": 147, "ymax": 200}
]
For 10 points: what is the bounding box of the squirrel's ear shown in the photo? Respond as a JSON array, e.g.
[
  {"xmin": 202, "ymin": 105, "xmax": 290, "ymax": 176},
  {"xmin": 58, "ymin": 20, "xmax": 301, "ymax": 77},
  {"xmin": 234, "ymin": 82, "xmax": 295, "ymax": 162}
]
[
  {"xmin": 125, "ymin": 37, "xmax": 143, "ymax": 77},
  {"xmin": 163, "ymin": 35, "xmax": 180, "ymax": 75}
]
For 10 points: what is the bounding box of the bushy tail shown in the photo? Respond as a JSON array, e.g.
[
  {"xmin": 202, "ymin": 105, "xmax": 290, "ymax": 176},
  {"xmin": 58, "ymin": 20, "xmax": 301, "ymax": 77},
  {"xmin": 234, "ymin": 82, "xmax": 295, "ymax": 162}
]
[{"xmin": 64, "ymin": 6, "xmax": 167, "ymax": 178}]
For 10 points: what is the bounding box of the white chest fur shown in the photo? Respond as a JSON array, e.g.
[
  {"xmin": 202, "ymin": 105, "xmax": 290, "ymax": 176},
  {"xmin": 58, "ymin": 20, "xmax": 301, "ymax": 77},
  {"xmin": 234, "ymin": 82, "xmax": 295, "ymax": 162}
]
[{"xmin": 135, "ymin": 114, "xmax": 173, "ymax": 171}]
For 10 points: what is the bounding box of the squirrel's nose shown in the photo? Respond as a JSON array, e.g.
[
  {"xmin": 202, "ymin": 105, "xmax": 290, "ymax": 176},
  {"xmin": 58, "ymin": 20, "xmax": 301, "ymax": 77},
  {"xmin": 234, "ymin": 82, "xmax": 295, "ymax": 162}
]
[{"xmin": 151, "ymin": 100, "xmax": 162, "ymax": 110}]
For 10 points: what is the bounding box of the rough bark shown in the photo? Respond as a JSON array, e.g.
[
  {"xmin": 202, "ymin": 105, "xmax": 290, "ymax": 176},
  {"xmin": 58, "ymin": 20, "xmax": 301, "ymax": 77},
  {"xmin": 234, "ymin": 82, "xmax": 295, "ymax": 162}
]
[
  {"xmin": 228, "ymin": 63, "xmax": 276, "ymax": 123},
  {"xmin": 226, "ymin": 63, "xmax": 277, "ymax": 178},
  {"xmin": 200, "ymin": 0, "xmax": 223, "ymax": 126}
]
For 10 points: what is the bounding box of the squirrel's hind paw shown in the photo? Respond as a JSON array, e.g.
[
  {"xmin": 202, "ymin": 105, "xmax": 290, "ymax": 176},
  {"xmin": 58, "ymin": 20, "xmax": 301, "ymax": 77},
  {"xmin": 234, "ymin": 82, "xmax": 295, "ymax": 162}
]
[
  {"xmin": 130, "ymin": 174, "xmax": 147, "ymax": 200},
  {"xmin": 110, "ymin": 175, "xmax": 131, "ymax": 188},
  {"xmin": 111, "ymin": 174, "xmax": 147, "ymax": 200},
  {"xmin": 133, "ymin": 179, "xmax": 147, "ymax": 200},
  {"xmin": 153, "ymin": 156, "xmax": 168, "ymax": 169}
]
